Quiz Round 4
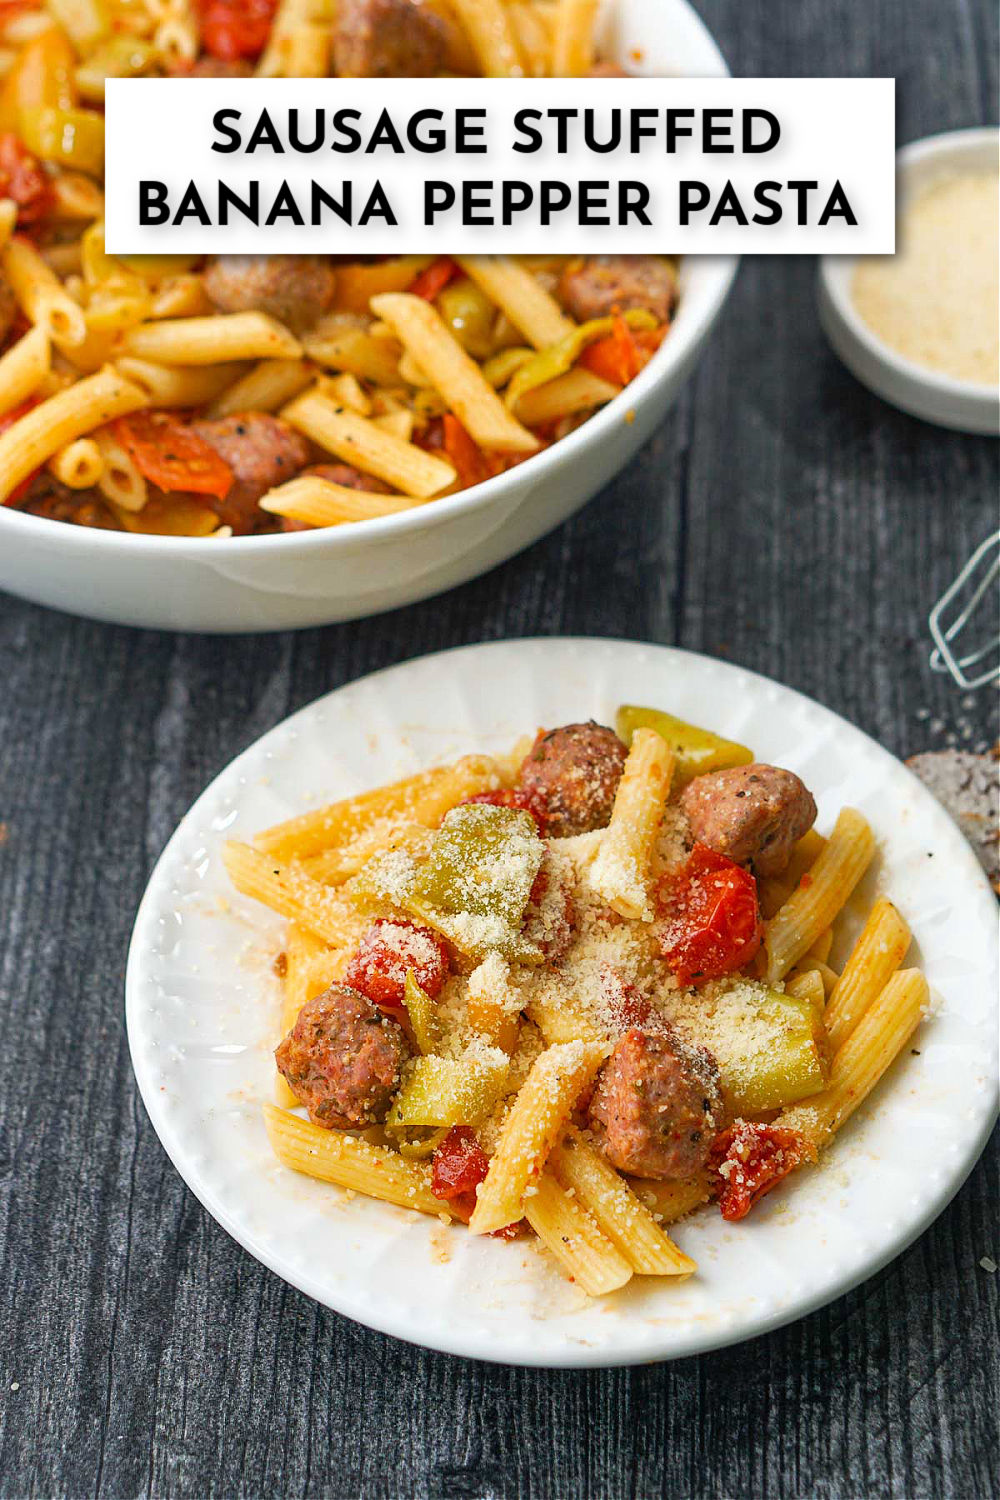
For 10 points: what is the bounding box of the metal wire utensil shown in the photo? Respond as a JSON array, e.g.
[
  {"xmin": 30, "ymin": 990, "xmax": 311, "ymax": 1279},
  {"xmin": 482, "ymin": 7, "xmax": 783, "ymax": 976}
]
[{"xmin": 928, "ymin": 531, "xmax": 1000, "ymax": 690}]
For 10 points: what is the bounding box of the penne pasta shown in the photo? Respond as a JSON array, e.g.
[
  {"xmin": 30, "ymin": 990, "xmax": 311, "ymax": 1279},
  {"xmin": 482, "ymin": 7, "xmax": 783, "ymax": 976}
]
[
  {"xmin": 448, "ymin": 0, "xmax": 525, "ymax": 76},
  {"xmin": 524, "ymin": 1171, "xmax": 633, "ymax": 1295},
  {"xmin": 824, "ymin": 898, "xmax": 911, "ymax": 1050},
  {"xmin": 204, "ymin": 357, "xmax": 313, "ymax": 419},
  {"xmin": 369, "ymin": 293, "xmax": 540, "ymax": 454},
  {"xmin": 113, "ymin": 356, "xmax": 249, "ymax": 408},
  {"xmin": 281, "ymin": 388, "xmax": 457, "ymax": 497},
  {"xmin": 122, "ymin": 312, "xmax": 302, "ymax": 365},
  {"xmin": 222, "ymin": 841, "xmax": 366, "ymax": 950},
  {"xmin": 549, "ymin": 1127, "xmax": 696, "ymax": 1275},
  {"xmin": 264, "ymin": 1104, "xmax": 448, "ymax": 1216},
  {"xmin": 779, "ymin": 969, "xmax": 929, "ymax": 1147},
  {"xmin": 0, "ymin": 323, "xmax": 50, "ymax": 416},
  {"xmin": 259, "ymin": 476, "xmax": 423, "ymax": 529},
  {"xmin": 455, "ymin": 256, "xmax": 575, "ymax": 349},
  {"xmin": 256, "ymin": 757, "xmax": 502, "ymax": 862},
  {"xmin": 551, "ymin": 0, "xmax": 599, "ymax": 75},
  {"xmin": 47, "ymin": 436, "xmax": 103, "ymax": 489},
  {"xmin": 589, "ymin": 727, "xmax": 674, "ymax": 920},
  {"xmin": 514, "ymin": 366, "xmax": 619, "ymax": 425},
  {"xmin": 0, "ymin": 364, "xmax": 146, "ymax": 504},
  {"xmin": 2, "ymin": 235, "xmax": 87, "ymax": 347},
  {"xmin": 469, "ymin": 1039, "xmax": 608, "ymax": 1234},
  {"xmin": 93, "ymin": 424, "xmax": 148, "ymax": 511},
  {"xmin": 765, "ymin": 810, "xmax": 876, "ymax": 982}
]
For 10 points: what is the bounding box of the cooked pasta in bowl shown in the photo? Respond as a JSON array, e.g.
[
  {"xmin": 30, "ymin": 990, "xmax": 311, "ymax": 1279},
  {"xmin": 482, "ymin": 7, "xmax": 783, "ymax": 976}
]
[{"xmin": 0, "ymin": 0, "xmax": 736, "ymax": 630}]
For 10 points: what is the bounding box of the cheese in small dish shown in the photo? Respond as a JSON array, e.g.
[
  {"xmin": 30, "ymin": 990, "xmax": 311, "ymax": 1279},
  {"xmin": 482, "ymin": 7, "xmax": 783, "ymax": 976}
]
[{"xmin": 852, "ymin": 169, "xmax": 999, "ymax": 387}]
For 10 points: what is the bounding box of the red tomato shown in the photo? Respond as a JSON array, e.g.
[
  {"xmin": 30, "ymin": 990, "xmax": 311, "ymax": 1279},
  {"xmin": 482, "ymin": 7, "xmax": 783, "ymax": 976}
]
[
  {"xmin": 709, "ymin": 1120, "xmax": 814, "ymax": 1221},
  {"xmin": 0, "ymin": 136, "xmax": 52, "ymax": 227},
  {"xmin": 198, "ymin": 0, "xmax": 277, "ymax": 60},
  {"xmin": 113, "ymin": 412, "xmax": 234, "ymax": 500},
  {"xmin": 430, "ymin": 1126, "xmax": 524, "ymax": 1238},
  {"xmin": 344, "ymin": 918, "xmax": 450, "ymax": 1012},
  {"xmin": 461, "ymin": 787, "xmax": 548, "ymax": 834},
  {"xmin": 441, "ymin": 414, "xmax": 498, "ymax": 490},
  {"xmin": 431, "ymin": 1125, "xmax": 488, "ymax": 1210},
  {"xmin": 0, "ymin": 397, "xmax": 40, "ymax": 503},
  {"xmin": 599, "ymin": 964, "xmax": 652, "ymax": 1032},
  {"xmin": 657, "ymin": 843, "xmax": 762, "ymax": 984},
  {"xmin": 408, "ymin": 256, "xmax": 460, "ymax": 301},
  {"xmin": 579, "ymin": 312, "xmax": 638, "ymax": 386}
]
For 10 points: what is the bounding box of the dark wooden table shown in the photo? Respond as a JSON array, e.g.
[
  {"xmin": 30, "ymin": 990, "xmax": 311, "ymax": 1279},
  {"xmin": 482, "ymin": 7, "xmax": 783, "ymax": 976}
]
[{"xmin": 1, "ymin": 3, "xmax": 998, "ymax": 1495}]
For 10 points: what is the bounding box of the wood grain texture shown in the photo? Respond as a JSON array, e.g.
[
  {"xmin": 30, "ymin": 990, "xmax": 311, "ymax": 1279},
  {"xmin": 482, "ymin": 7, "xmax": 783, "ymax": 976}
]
[{"xmin": 0, "ymin": 2, "xmax": 998, "ymax": 1495}]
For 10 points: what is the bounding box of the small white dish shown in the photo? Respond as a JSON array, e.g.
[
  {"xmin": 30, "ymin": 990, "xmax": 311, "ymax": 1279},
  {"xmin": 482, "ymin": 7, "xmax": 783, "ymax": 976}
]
[
  {"xmin": 818, "ymin": 128, "xmax": 1000, "ymax": 435},
  {"xmin": 0, "ymin": 0, "xmax": 737, "ymax": 634},
  {"xmin": 126, "ymin": 638, "xmax": 999, "ymax": 1368}
]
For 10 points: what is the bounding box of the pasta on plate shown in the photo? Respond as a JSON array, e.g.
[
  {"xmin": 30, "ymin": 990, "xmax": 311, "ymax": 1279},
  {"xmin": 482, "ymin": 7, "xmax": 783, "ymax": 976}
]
[
  {"xmin": 223, "ymin": 706, "xmax": 929, "ymax": 1299},
  {"xmin": 0, "ymin": 0, "xmax": 678, "ymax": 536}
]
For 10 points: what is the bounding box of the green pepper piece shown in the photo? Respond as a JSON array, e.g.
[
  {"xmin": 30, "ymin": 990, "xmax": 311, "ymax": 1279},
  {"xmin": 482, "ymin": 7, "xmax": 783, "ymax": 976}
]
[
  {"xmin": 503, "ymin": 307, "xmax": 658, "ymax": 411},
  {"xmin": 387, "ymin": 1052, "xmax": 509, "ymax": 1130},
  {"xmin": 615, "ymin": 704, "xmax": 753, "ymax": 787},
  {"xmin": 709, "ymin": 983, "xmax": 828, "ymax": 1114},
  {"xmin": 404, "ymin": 968, "xmax": 441, "ymax": 1056},
  {"xmin": 409, "ymin": 802, "xmax": 544, "ymax": 962}
]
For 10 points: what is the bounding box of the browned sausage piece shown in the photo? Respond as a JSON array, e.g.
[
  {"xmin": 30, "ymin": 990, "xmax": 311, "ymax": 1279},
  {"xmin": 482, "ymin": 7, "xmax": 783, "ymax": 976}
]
[
  {"xmin": 0, "ymin": 275, "xmax": 17, "ymax": 347},
  {"xmin": 517, "ymin": 721, "xmax": 627, "ymax": 838},
  {"xmin": 190, "ymin": 412, "xmax": 310, "ymax": 532},
  {"xmin": 679, "ymin": 763, "xmax": 817, "ymax": 878},
  {"xmin": 558, "ymin": 255, "xmax": 677, "ymax": 323},
  {"xmin": 303, "ymin": 463, "xmax": 393, "ymax": 494},
  {"xmin": 202, "ymin": 254, "xmax": 336, "ymax": 334},
  {"xmin": 334, "ymin": 0, "xmax": 448, "ymax": 77},
  {"xmin": 19, "ymin": 479, "xmax": 120, "ymax": 529},
  {"xmin": 588, "ymin": 1026, "xmax": 723, "ymax": 1180},
  {"xmin": 275, "ymin": 983, "xmax": 411, "ymax": 1128},
  {"xmin": 174, "ymin": 57, "xmax": 255, "ymax": 76}
]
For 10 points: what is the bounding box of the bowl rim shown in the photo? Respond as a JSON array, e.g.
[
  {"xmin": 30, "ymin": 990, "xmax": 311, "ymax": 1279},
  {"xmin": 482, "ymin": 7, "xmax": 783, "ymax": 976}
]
[
  {"xmin": 818, "ymin": 127, "xmax": 1000, "ymax": 406},
  {"xmin": 0, "ymin": 0, "xmax": 739, "ymax": 561}
]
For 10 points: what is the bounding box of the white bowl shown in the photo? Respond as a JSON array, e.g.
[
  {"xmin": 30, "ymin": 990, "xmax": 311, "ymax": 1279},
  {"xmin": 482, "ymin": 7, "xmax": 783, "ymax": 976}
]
[
  {"xmin": 0, "ymin": 0, "xmax": 736, "ymax": 634},
  {"xmin": 818, "ymin": 128, "xmax": 1000, "ymax": 435}
]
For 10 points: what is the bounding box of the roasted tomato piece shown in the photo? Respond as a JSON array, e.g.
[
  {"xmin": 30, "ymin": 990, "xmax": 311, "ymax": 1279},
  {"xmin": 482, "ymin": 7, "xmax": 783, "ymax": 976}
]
[
  {"xmin": 430, "ymin": 1126, "xmax": 525, "ymax": 1237},
  {"xmin": 657, "ymin": 843, "xmax": 762, "ymax": 984},
  {"xmin": 431, "ymin": 1125, "xmax": 488, "ymax": 1209},
  {"xmin": 408, "ymin": 256, "xmax": 459, "ymax": 301},
  {"xmin": 114, "ymin": 411, "xmax": 234, "ymax": 500},
  {"xmin": 461, "ymin": 787, "xmax": 549, "ymax": 834},
  {"xmin": 709, "ymin": 1120, "xmax": 815, "ymax": 1221},
  {"xmin": 0, "ymin": 138, "xmax": 53, "ymax": 226},
  {"xmin": 198, "ymin": 0, "xmax": 277, "ymax": 60},
  {"xmin": 345, "ymin": 918, "xmax": 450, "ymax": 1012}
]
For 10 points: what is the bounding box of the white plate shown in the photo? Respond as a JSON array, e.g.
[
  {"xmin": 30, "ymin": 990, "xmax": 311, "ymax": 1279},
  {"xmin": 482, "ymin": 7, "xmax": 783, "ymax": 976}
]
[{"xmin": 126, "ymin": 639, "xmax": 999, "ymax": 1367}]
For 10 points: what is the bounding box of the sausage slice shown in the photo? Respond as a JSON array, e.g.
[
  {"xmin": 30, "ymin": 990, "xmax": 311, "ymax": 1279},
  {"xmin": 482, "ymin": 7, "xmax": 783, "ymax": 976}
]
[
  {"xmin": 202, "ymin": 254, "xmax": 336, "ymax": 334},
  {"xmin": 190, "ymin": 412, "xmax": 310, "ymax": 532},
  {"xmin": 517, "ymin": 721, "xmax": 627, "ymax": 838},
  {"xmin": 334, "ymin": 0, "xmax": 448, "ymax": 77},
  {"xmin": 679, "ymin": 763, "xmax": 817, "ymax": 878},
  {"xmin": 588, "ymin": 1026, "xmax": 723, "ymax": 1179},
  {"xmin": 558, "ymin": 255, "xmax": 677, "ymax": 323},
  {"xmin": 275, "ymin": 983, "xmax": 411, "ymax": 1129}
]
